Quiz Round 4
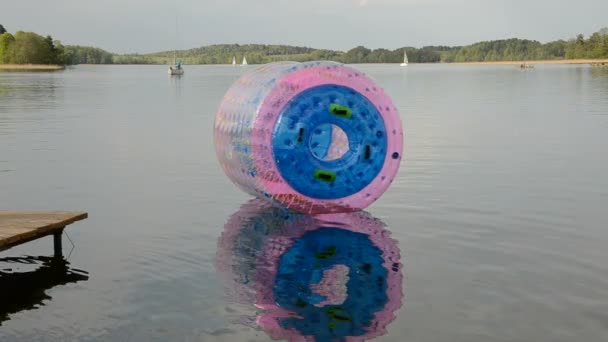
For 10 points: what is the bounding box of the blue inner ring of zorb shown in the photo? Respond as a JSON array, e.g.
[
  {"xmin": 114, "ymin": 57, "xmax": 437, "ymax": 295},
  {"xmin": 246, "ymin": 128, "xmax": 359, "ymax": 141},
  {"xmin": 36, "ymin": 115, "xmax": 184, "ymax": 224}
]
[
  {"xmin": 272, "ymin": 85, "xmax": 387, "ymax": 199},
  {"xmin": 273, "ymin": 228, "xmax": 388, "ymax": 340}
]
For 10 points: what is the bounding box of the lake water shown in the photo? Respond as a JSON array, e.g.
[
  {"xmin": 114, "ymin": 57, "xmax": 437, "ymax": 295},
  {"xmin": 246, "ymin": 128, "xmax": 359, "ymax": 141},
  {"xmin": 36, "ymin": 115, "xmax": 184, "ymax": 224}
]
[{"xmin": 1, "ymin": 64, "xmax": 608, "ymax": 341}]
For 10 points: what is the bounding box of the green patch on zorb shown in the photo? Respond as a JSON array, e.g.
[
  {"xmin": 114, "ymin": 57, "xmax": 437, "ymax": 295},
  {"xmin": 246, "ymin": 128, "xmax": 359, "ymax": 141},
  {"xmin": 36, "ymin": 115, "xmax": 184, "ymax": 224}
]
[
  {"xmin": 314, "ymin": 169, "xmax": 336, "ymax": 183},
  {"xmin": 329, "ymin": 104, "xmax": 352, "ymax": 118}
]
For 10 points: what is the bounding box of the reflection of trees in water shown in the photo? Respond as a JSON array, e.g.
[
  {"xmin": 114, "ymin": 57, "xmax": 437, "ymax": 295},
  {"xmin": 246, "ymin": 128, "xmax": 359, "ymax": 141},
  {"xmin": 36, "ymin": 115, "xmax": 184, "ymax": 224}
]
[
  {"xmin": 0, "ymin": 256, "xmax": 89, "ymax": 325},
  {"xmin": 590, "ymin": 65, "xmax": 608, "ymax": 78},
  {"xmin": 0, "ymin": 73, "xmax": 59, "ymax": 114},
  {"xmin": 216, "ymin": 199, "xmax": 403, "ymax": 341}
]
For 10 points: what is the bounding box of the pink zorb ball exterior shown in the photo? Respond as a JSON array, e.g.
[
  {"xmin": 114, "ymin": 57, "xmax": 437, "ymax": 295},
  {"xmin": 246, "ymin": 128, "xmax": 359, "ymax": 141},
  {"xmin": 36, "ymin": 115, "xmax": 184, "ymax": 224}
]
[{"xmin": 214, "ymin": 61, "xmax": 404, "ymax": 213}]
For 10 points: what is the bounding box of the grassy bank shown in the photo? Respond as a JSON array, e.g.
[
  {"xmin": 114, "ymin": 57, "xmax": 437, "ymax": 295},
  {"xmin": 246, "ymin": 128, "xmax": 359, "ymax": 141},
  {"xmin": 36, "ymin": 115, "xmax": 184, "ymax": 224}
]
[{"xmin": 0, "ymin": 64, "xmax": 65, "ymax": 71}]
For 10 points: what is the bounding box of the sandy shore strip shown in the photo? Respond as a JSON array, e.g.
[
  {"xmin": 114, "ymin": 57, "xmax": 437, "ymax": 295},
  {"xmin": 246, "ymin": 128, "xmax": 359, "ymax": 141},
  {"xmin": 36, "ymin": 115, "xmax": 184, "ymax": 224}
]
[
  {"xmin": 448, "ymin": 59, "xmax": 608, "ymax": 66},
  {"xmin": 0, "ymin": 64, "xmax": 65, "ymax": 70}
]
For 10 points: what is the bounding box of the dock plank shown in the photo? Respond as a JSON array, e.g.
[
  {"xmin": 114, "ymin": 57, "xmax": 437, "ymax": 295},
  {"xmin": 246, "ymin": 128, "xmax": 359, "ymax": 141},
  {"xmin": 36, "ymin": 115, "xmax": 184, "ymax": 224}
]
[{"xmin": 0, "ymin": 211, "xmax": 87, "ymax": 252}]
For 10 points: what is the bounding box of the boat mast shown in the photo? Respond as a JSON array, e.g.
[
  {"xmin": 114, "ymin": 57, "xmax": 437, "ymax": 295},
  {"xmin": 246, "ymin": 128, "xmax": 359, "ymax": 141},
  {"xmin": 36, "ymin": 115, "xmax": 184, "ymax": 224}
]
[{"xmin": 173, "ymin": 15, "xmax": 178, "ymax": 65}]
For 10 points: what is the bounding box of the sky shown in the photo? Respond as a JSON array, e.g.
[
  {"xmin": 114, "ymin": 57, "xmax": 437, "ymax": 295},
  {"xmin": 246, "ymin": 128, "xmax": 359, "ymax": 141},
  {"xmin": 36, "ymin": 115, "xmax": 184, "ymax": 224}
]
[{"xmin": 1, "ymin": 0, "xmax": 607, "ymax": 53}]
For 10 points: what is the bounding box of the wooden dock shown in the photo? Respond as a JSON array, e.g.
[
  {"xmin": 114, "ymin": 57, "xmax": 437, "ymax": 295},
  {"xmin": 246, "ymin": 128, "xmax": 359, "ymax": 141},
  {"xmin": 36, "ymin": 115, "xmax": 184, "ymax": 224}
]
[{"xmin": 0, "ymin": 212, "xmax": 87, "ymax": 257}]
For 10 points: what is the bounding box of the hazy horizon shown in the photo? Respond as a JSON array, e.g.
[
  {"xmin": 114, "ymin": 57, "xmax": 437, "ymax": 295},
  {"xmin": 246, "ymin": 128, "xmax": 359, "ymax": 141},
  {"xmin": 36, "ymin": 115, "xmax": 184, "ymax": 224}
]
[{"xmin": 2, "ymin": 0, "xmax": 607, "ymax": 54}]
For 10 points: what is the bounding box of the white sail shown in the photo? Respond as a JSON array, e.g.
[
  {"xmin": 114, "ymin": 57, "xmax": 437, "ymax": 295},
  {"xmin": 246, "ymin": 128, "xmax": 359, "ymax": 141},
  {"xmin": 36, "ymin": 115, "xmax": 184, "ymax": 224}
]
[
  {"xmin": 242, "ymin": 56, "xmax": 248, "ymax": 65},
  {"xmin": 400, "ymin": 50, "xmax": 408, "ymax": 66},
  {"xmin": 232, "ymin": 56, "xmax": 236, "ymax": 65}
]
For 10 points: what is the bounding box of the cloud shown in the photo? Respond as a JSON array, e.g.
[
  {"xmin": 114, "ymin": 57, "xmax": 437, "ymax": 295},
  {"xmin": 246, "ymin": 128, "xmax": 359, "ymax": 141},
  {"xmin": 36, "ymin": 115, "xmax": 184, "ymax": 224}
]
[{"xmin": 3, "ymin": 0, "xmax": 607, "ymax": 53}]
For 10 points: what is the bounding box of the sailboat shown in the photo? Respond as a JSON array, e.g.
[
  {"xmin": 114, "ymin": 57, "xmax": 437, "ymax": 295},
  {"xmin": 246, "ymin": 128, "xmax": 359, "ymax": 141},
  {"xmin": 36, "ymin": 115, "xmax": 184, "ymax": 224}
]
[
  {"xmin": 242, "ymin": 56, "xmax": 248, "ymax": 66},
  {"xmin": 168, "ymin": 16, "xmax": 184, "ymax": 75},
  {"xmin": 400, "ymin": 50, "xmax": 408, "ymax": 66},
  {"xmin": 232, "ymin": 56, "xmax": 236, "ymax": 66},
  {"xmin": 168, "ymin": 53, "xmax": 184, "ymax": 75}
]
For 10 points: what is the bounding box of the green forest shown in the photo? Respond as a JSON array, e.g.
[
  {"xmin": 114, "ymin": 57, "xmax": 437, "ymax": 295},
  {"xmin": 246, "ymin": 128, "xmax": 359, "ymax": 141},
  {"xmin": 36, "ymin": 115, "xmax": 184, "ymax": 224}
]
[
  {"xmin": 112, "ymin": 27, "xmax": 608, "ymax": 64},
  {"xmin": 0, "ymin": 29, "xmax": 65, "ymax": 64},
  {"xmin": 0, "ymin": 25, "xmax": 112, "ymax": 65},
  {"xmin": 1, "ymin": 23, "xmax": 607, "ymax": 65}
]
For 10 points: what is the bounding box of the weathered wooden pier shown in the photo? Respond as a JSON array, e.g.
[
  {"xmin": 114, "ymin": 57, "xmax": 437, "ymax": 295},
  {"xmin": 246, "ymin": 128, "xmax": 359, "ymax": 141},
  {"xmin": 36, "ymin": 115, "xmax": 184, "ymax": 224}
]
[{"xmin": 0, "ymin": 211, "xmax": 87, "ymax": 257}]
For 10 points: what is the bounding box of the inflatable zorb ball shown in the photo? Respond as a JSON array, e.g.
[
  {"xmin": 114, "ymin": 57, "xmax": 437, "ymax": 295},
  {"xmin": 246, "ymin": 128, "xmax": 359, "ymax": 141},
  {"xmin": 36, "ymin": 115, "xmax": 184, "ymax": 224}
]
[{"xmin": 214, "ymin": 61, "xmax": 403, "ymax": 213}]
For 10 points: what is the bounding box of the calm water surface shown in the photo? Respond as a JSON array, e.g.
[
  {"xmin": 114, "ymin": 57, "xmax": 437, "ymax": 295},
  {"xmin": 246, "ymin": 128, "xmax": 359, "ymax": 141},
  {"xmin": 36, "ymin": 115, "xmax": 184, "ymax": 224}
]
[{"xmin": 1, "ymin": 64, "xmax": 608, "ymax": 341}]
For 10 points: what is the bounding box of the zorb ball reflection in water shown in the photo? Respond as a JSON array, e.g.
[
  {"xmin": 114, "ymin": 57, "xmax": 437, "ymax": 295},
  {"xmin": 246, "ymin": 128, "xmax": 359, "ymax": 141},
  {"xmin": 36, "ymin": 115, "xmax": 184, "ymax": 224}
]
[
  {"xmin": 215, "ymin": 199, "xmax": 403, "ymax": 341},
  {"xmin": 214, "ymin": 61, "xmax": 404, "ymax": 214}
]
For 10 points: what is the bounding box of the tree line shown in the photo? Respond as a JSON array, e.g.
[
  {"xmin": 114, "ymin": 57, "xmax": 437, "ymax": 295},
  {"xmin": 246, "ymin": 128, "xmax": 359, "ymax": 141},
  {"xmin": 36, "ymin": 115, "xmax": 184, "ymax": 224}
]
[
  {"xmin": 565, "ymin": 28, "xmax": 608, "ymax": 59},
  {"xmin": 0, "ymin": 26, "xmax": 113, "ymax": 65},
  {"xmin": 106, "ymin": 27, "xmax": 608, "ymax": 64},
  {"xmin": 0, "ymin": 30, "xmax": 65, "ymax": 64},
  {"xmin": 113, "ymin": 43, "xmax": 442, "ymax": 65},
  {"xmin": 1, "ymin": 23, "xmax": 607, "ymax": 65}
]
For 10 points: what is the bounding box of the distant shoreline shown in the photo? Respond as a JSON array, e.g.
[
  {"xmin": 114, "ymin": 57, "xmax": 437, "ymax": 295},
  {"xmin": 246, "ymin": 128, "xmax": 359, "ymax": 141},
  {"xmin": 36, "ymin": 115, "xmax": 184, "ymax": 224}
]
[
  {"xmin": 448, "ymin": 59, "xmax": 608, "ymax": 66},
  {"xmin": 0, "ymin": 64, "xmax": 65, "ymax": 71},
  {"xmin": 77, "ymin": 59, "xmax": 608, "ymax": 66},
  {"xmin": 11, "ymin": 59, "xmax": 607, "ymax": 69}
]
